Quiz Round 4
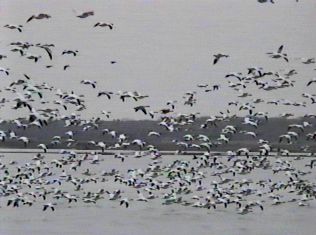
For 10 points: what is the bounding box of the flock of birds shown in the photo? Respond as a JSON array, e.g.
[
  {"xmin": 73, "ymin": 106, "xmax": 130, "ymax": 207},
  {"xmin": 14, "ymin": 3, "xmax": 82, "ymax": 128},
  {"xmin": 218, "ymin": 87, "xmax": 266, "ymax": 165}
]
[
  {"xmin": 0, "ymin": 147, "xmax": 315, "ymax": 214},
  {"xmin": 0, "ymin": 4, "xmax": 315, "ymax": 216}
]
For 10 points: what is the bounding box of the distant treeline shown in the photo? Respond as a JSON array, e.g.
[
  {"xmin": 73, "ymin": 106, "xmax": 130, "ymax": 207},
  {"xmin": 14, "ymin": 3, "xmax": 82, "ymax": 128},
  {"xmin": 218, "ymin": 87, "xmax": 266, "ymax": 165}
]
[{"xmin": 0, "ymin": 117, "xmax": 315, "ymax": 152}]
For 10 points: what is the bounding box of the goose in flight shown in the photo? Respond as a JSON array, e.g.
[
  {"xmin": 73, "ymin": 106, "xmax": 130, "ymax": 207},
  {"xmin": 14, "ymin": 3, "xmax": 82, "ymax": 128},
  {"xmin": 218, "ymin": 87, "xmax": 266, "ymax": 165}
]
[
  {"xmin": 43, "ymin": 203, "xmax": 56, "ymax": 211},
  {"xmin": 97, "ymin": 91, "xmax": 113, "ymax": 99},
  {"xmin": 94, "ymin": 22, "xmax": 114, "ymax": 30},
  {"xmin": 26, "ymin": 54, "xmax": 41, "ymax": 62},
  {"xmin": 97, "ymin": 142, "xmax": 106, "ymax": 152},
  {"xmin": 217, "ymin": 134, "xmax": 229, "ymax": 143},
  {"xmin": 36, "ymin": 44, "xmax": 53, "ymax": 60},
  {"xmin": 101, "ymin": 110, "xmax": 111, "ymax": 118},
  {"xmin": 213, "ymin": 53, "xmax": 229, "ymax": 65},
  {"xmin": 284, "ymin": 69, "xmax": 297, "ymax": 77},
  {"xmin": 197, "ymin": 83, "xmax": 208, "ymax": 88},
  {"xmin": 136, "ymin": 190, "xmax": 148, "ymax": 202},
  {"xmin": 307, "ymin": 78, "xmax": 316, "ymax": 86},
  {"xmin": 302, "ymin": 92, "xmax": 316, "ymax": 104},
  {"xmin": 38, "ymin": 144, "xmax": 48, "ymax": 153},
  {"xmin": 7, "ymin": 197, "xmax": 24, "ymax": 207},
  {"xmin": 279, "ymin": 134, "xmax": 292, "ymax": 143},
  {"xmin": 106, "ymin": 190, "xmax": 121, "ymax": 200},
  {"xmin": 10, "ymin": 47, "xmax": 25, "ymax": 56},
  {"xmin": 301, "ymin": 58, "xmax": 315, "ymax": 64},
  {"xmin": 134, "ymin": 105, "xmax": 150, "ymax": 115},
  {"xmin": 132, "ymin": 139, "xmax": 146, "ymax": 149},
  {"xmin": 62, "ymin": 50, "xmax": 78, "ymax": 56},
  {"xmin": 27, "ymin": 13, "xmax": 51, "ymax": 23},
  {"xmin": 120, "ymin": 198, "xmax": 129, "ymax": 208},
  {"xmin": 81, "ymin": 80, "xmax": 97, "ymax": 88},
  {"xmin": 240, "ymin": 131, "xmax": 257, "ymax": 138},
  {"xmin": 166, "ymin": 100, "xmax": 177, "ymax": 109},
  {"xmin": 242, "ymin": 117, "xmax": 258, "ymax": 128},
  {"xmin": 77, "ymin": 11, "xmax": 94, "ymax": 18},
  {"xmin": 267, "ymin": 45, "xmax": 288, "ymax": 62},
  {"xmin": 258, "ymin": 0, "xmax": 275, "ymax": 3},
  {"xmin": 0, "ymin": 67, "xmax": 9, "ymax": 75},
  {"xmin": 18, "ymin": 136, "xmax": 30, "ymax": 147},
  {"xmin": 148, "ymin": 131, "xmax": 161, "ymax": 137},
  {"xmin": 4, "ymin": 24, "xmax": 23, "ymax": 32}
]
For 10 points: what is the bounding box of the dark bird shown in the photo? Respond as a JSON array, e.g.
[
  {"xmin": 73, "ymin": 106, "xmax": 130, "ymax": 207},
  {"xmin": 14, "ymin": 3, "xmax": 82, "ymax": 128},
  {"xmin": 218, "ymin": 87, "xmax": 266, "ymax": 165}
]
[
  {"xmin": 213, "ymin": 53, "xmax": 229, "ymax": 65},
  {"xmin": 258, "ymin": 0, "xmax": 275, "ymax": 3},
  {"xmin": 4, "ymin": 24, "xmax": 23, "ymax": 32},
  {"xmin": 134, "ymin": 105, "xmax": 150, "ymax": 115},
  {"xmin": 77, "ymin": 11, "xmax": 94, "ymax": 18},
  {"xmin": 0, "ymin": 67, "xmax": 9, "ymax": 75},
  {"xmin": 267, "ymin": 45, "xmax": 288, "ymax": 62},
  {"xmin": 27, "ymin": 13, "xmax": 51, "ymax": 23},
  {"xmin": 36, "ymin": 45, "xmax": 53, "ymax": 60},
  {"xmin": 97, "ymin": 91, "xmax": 113, "ymax": 99},
  {"xmin": 307, "ymin": 78, "xmax": 316, "ymax": 86},
  {"xmin": 94, "ymin": 22, "xmax": 114, "ymax": 30},
  {"xmin": 63, "ymin": 65, "xmax": 70, "ymax": 70},
  {"xmin": 62, "ymin": 50, "xmax": 78, "ymax": 56}
]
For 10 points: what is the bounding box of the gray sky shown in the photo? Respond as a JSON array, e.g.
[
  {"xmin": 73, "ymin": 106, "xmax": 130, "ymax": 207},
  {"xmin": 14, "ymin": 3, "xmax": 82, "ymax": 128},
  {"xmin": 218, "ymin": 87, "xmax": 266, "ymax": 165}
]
[{"xmin": 0, "ymin": 0, "xmax": 316, "ymax": 120}]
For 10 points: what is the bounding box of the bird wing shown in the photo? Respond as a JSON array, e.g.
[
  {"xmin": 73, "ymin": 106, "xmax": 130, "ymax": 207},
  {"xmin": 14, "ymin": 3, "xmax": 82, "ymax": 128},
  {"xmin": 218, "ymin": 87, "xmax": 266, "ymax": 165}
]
[
  {"xmin": 141, "ymin": 107, "xmax": 147, "ymax": 115},
  {"xmin": 24, "ymin": 74, "xmax": 31, "ymax": 80},
  {"xmin": 277, "ymin": 45, "xmax": 284, "ymax": 53},
  {"xmin": 43, "ymin": 47, "xmax": 53, "ymax": 60},
  {"xmin": 26, "ymin": 15, "xmax": 34, "ymax": 23}
]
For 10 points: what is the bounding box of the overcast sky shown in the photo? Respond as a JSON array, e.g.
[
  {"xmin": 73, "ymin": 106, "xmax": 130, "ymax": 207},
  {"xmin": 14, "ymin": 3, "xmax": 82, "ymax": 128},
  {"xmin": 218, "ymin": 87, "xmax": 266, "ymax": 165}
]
[{"xmin": 0, "ymin": 0, "xmax": 316, "ymax": 120}]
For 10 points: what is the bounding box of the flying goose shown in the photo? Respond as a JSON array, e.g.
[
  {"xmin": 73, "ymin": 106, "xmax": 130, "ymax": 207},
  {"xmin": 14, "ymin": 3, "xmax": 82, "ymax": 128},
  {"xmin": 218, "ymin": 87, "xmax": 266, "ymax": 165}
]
[
  {"xmin": 120, "ymin": 198, "xmax": 129, "ymax": 208},
  {"xmin": 62, "ymin": 50, "xmax": 78, "ymax": 56},
  {"xmin": 94, "ymin": 22, "xmax": 114, "ymax": 29},
  {"xmin": 4, "ymin": 24, "xmax": 23, "ymax": 32},
  {"xmin": 307, "ymin": 78, "xmax": 316, "ymax": 86},
  {"xmin": 301, "ymin": 58, "xmax": 315, "ymax": 64},
  {"xmin": 18, "ymin": 136, "xmax": 29, "ymax": 147},
  {"xmin": 43, "ymin": 202, "xmax": 56, "ymax": 211},
  {"xmin": 258, "ymin": 0, "xmax": 275, "ymax": 3},
  {"xmin": 27, "ymin": 13, "xmax": 51, "ymax": 23},
  {"xmin": 97, "ymin": 91, "xmax": 113, "ymax": 99},
  {"xmin": 81, "ymin": 80, "xmax": 97, "ymax": 88},
  {"xmin": 134, "ymin": 105, "xmax": 150, "ymax": 115},
  {"xmin": 0, "ymin": 67, "xmax": 9, "ymax": 75},
  {"xmin": 213, "ymin": 53, "xmax": 229, "ymax": 65},
  {"xmin": 267, "ymin": 45, "xmax": 288, "ymax": 62},
  {"xmin": 38, "ymin": 144, "xmax": 48, "ymax": 153},
  {"xmin": 26, "ymin": 54, "xmax": 41, "ymax": 62},
  {"xmin": 77, "ymin": 11, "xmax": 94, "ymax": 18}
]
